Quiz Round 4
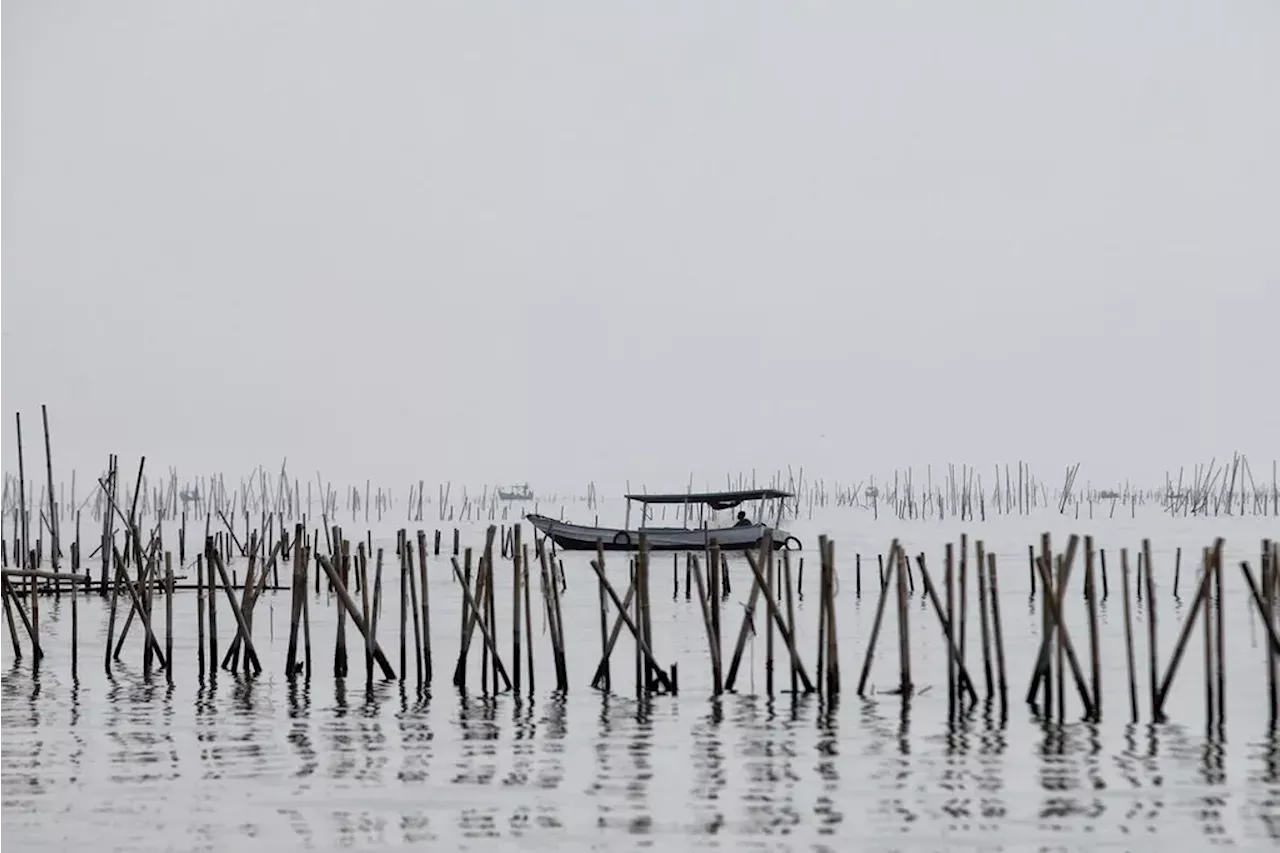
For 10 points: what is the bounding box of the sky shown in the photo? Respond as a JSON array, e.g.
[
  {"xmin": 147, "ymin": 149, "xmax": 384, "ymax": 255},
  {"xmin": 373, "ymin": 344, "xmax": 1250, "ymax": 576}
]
[{"xmin": 3, "ymin": 0, "xmax": 1278, "ymax": 495}]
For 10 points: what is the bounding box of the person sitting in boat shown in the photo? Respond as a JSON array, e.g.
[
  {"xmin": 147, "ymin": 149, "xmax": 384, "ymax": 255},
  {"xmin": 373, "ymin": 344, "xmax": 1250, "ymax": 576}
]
[{"xmin": 733, "ymin": 511, "xmax": 753, "ymax": 527}]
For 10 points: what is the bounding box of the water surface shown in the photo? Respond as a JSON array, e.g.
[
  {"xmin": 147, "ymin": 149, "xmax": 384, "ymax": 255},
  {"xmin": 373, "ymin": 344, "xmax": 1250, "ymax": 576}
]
[{"xmin": 4, "ymin": 509, "xmax": 1279, "ymax": 851}]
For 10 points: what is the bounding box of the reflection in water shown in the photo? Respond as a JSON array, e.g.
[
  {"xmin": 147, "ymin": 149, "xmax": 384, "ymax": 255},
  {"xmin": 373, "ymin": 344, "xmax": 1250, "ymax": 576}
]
[
  {"xmin": 3, "ymin": 570, "xmax": 1278, "ymax": 853},
  {"xmin": 589, "ymin": 695, "xmax": 616, "ymax": 829},
  {"xmin": 453, "ymin": 692, "xmax": 501, "ymax": 841},
  {"xmin": 622, "ymin": 697, "xmax": 654, "ymax": 836},
  {"xmin": 1035, "ymin": 723, "xmax": 1105, "ymax": 837},
  {"xmin": 742, "ymin": 696, "xmax": 803, "ymax": 836},
  {"xmin": 690, "ymin": 698, "xmax": 727, "ymax": 835},
  {"xmin": 1248, "ymin": 728, "xmax": 1280, "ymax": 841},
  {"xmin": 858, "ymin": 694, "xmax": 918, "ymax": 836},
  {"xmin": 814, "ymin": 697, "xmax": 843, "ymax": 837},
  {"xmin": 974, "ymin": 706, "xmax": 1010, "ymax": 832},
  {"xmin": 1197, "ymin": 724, "xmax": 1227, "ymax": 843},
  {"xmin": 1115, "ymin": 723, "xmax": 1168, "ymax": 838},
  {"xmin": 0, "ymin": 673, "xmax": 1273, "ymax": 852}
]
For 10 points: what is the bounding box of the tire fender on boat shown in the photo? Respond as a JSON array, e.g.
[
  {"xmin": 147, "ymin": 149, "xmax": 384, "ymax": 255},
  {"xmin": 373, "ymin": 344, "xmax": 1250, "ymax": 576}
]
[
  {"xmin": 784, "ymin": 535, "xmax": 802, "ymax": 551},
  {"xmin": 613, "ymin": 530, "xmax": 631, "ymax": 547}
]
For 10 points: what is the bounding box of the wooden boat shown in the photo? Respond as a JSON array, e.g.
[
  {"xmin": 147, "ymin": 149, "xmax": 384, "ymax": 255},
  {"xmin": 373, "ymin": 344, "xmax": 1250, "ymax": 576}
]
[
  {"xmin": 525, "ymin": 488, "xmax": 801, "ymax": 552},
  {"xmin": 498, "ymin": 483, "xmax": 534, "ymax": 501}
]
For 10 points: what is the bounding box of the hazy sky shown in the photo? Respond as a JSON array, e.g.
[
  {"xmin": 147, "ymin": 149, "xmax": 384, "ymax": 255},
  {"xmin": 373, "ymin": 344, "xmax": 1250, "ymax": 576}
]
[{"xmin": 3, "ymin": 1, "xmax": 1278, "ymax": 493}]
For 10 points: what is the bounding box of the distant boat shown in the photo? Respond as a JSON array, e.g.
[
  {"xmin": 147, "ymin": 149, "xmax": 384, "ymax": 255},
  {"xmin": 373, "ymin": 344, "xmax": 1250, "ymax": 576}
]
[
  {"xmin": 499, "ymin": 483, "xmax": 534, "ymax": 501},
  {"xmin": 526, "ymin": 488, "xmax": 801, "ymax": 552}
]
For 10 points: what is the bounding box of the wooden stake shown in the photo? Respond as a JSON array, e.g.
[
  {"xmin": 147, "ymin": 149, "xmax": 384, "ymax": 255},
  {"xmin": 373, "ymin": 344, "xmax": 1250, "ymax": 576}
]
[
  {"xmin": 742, "ymin": 547, "xmax": 815, "ymax": 692},
  {"xmin": 1085, "ymin": 536, "xmax": 1101, "ymax": 719},
  {"xmin": 987, "ymin": 553, "xmax": 1008, "ymax": 712},
  {"xmin": 975, "ymin": 540, "xmax": 994, "ymax": 699},
  {"xmin": 856, "ymin": 540, "xmax": 901, "ymax": 696},
  {"xmin": 416, "ymin": 530, "xmax": 432, "ymax": 685},
  {"xmin": 1143, "ymin": 538, "xmax": 1158, "ymax": 721},
  {"xmin": 913, "ymin": 553, "xmax": 980, "ymax": 706},
  {"xmin": 315, "ymin": 552, "xmax": 395, "ymax": 680},
  {"xmin": 1120, "ymin": 549, "xmax": 1138, "ymax": 722}
]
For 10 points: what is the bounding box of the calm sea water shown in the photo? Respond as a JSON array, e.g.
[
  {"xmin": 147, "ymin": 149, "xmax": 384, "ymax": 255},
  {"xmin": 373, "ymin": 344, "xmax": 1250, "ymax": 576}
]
[{"xmin": 3, "ymin": 506, "xmax": 1278, "ymax": 851}]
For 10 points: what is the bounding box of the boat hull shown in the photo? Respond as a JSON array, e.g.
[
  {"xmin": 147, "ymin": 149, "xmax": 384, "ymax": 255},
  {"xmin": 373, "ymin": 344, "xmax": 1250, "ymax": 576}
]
[{"xmin": 524, "ymin": 514, "xmax": 798, "ymax": 552}]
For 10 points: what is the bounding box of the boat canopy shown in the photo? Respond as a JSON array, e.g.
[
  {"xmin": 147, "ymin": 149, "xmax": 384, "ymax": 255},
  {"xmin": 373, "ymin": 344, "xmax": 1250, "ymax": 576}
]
[{"xmin": 623, "ymin": 488, "xmax": 793, "ymax": 511}]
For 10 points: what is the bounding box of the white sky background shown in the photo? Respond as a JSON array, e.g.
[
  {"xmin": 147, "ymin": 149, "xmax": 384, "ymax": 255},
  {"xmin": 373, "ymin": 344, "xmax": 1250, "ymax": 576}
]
[{"xmin": 2, "ymin": 1, "xmax": 1277, "ymax": 492}]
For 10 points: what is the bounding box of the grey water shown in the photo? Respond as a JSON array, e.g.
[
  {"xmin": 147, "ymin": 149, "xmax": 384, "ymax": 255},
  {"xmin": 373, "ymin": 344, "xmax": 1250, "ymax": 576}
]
[{"xmin": 3, "ymin": 510, "xmax": 1279, "ymax": 851}]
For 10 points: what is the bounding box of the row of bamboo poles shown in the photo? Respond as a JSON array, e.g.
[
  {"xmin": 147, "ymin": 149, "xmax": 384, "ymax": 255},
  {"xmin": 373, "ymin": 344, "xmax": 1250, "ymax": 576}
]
[
  {"xmin": 853, "ymin": 535, "xmax": 1280, "ymax": 725},
  {"xmin": 3, "ymin": 512, "xmax": 1276, "ymax": 725},
  {"xmin": 4, "ymin": 417, "xmax": 1276, "ymax": 571}
]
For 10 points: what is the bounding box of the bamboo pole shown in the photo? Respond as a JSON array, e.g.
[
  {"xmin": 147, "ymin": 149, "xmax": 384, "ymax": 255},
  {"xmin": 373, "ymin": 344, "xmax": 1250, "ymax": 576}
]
[
  {"xmin": 958, "ymin": 533, "xmax": 967, "ymax": 669},
  {"xmin": 595, "ymin": 541, "xmax": 611, "ymax": 692},
  {"xmin": 784, "ymin": 549, "xmax": 798, "ymax": 695},
  {"xmin": 109, "ymin": 544, "xmax": 168, "ymax": 670},
  {"xmin": 15, "ymin": 415, "xmax": 28, "ymax": 579},
  {"xmin": 416, "ymin": 530, "xmax": 432, "ymax": 686},
  {"xmin": 587, "ymin": 557, "xmax": 675, "ymax": 693},
  {"xmin": 1121, "ymin": 549, "xmax": 1138, "ymax": 722},
  {"xmin": 314, "ymin": 553, "xmax": 395, "ymax": 680},
  {"xmin": 450, "ymin": 554, "xmax": 512, "ymax": 692},
  {"xmin": 1055, "ymin": 555, "xmax": 1066, "ymax": 721},
  {"xmin": 197, "ymin": 555, "xmax": 206, "ymax": 680},
  {"xmin": 286, "ymin": 525, "xmax": 305, "ymax": 678},
  {"xmin": 946, "ymin": 543, "xmax": 956, "ymax": 715},
  {"xmin": 1239, "ymin": 561, "xmax": 1280, "ymax": 666},
  {"xmin": 1085, "ymin": 536, "xmax": 1101, "ymax": 720},
  {"xmin": 1143, "ymin": 538, "xmax": 1158, "ymax": 720},
  {"xmin": 2, "ymin": 575, "xmax": 39, "ymax": 659},
  {"xmin": 164, "ymin": 553, "xmax": 174, "ymax": 686},
  {"xmin": 540, "ymin": 540, "xmax": 568, "ymax": 691},
  {"xmin": 856, "ymin": 541, "xmax": 901, "ymax": 696},
  {"xmin": 897, "ymin": 554, "xmax": 974, "ymax": 710},
  {"xmin": 359, "ymin": 546, "xmax": 373, "ymax": 688},
  {"xmin": 690, "ymin": 555, "xmax": 721, "ymax": 694},
  {"xmin": 398, "ymin": 532, "xmax": 408, "ymax": 683},
  {"xmin": 817, "ymin": 540, "xmax": 828, "ymax": 695},
  {"xmin": 765, "ymin": 539, "xmax": 775, "ymax": 695},
  {"xmin": 1032, "ymin": 553, "xmax": 1096, "ymax": 719},
  {"xmin": 512, "ymin": 523, "xmax": 523, "ymax": 693},
  {"xmin": 723, "ymin": 547, "xmax": 765, "ymax": 691},
  {"xmin": 207, "ymin": 545, "xmax": 219, "ymax": 678},
  {"xmin": 1026, "ymin": 535, "xmax": 1081, "ymax": 705},
  {"xmin": 822, "ymin": 537, "xmax": 838, "ymax": 696},
  {"xmin": 1214, "ymin": 542, "xmax": 1225, "ymax": 723},
  {"xmin": 975, "ymin": 540, "xmax": 994, "ymax": 699},
  {"xmin": 70, "ymin": 550, "xmax": 79, "ymax": 676},
  {"xmin": 1202, "ymin": 546, "xmax": 1216, "ymax": 722},
  {"xmin": 987, "ymin": 552, "xmax": 1008, "ymax": 712},
  {"xmin": 742, "ymin": 547, "xmax": 814, "ymax": 692},
  {"xmin": 404, "ymin": 532, "xmax": 423, "ymax": 689},
  {"xmin": 590, "ymin": 572, "xmax": 638, "ymax": 689},
  {"xmin": 302, "ymin": 544, "xmax": 312, "ymax": 678},
  {"xmin": 1268, "ymin": 545, "xmax": 1278, "ymax": 722},
  {"xmin": 522, "ymin": 543, "xmax": 534, "ymax": 694},
  {"xmin": 1153, "ymin": 543, "xmax": 1218, "ymax": 721},
  {"xmin": 334, "ymin": 539, "xmax": 350, "ymax": 677},
  {"xmin": 41, "ymin": 406, "xmax": 59, "ymax": 571},
  {"xmin": 2, "ymin": 574, "xmax": 22, "ymax": 660},
  {"xmin": 206, "ymin": 546, "xmax": 261, "ymax": 676},
  {"xmin": 895, "ymin": 549, "xmax": 912, "ymax": 695}
]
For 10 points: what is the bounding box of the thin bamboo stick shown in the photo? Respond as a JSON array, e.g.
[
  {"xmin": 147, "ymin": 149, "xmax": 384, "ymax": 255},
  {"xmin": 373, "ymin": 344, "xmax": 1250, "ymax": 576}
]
[
  {"xmin": 1121, "ymin": 549, "xmax": 1138, "ymax": 721},
  {"xmin": 987, "ymin": 553, "xmax": 1008, "ymax": 712}
]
